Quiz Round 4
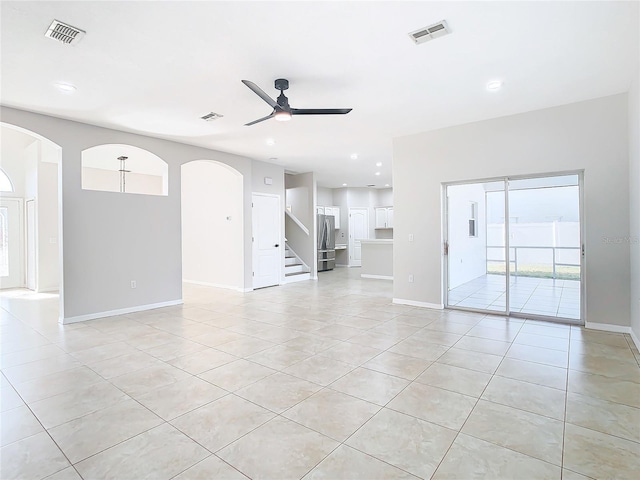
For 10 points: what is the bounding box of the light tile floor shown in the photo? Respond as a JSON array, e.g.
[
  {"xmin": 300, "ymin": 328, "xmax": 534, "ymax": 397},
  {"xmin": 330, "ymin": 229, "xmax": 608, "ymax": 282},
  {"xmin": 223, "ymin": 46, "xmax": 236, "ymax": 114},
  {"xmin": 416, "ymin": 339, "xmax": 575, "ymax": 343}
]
[
  {"xmin": 1, "ymin": 269, "xmax": 639, "ymax": 480},
  {"xmin": 448, "ymin": 273, "xmax": 581, "ymax": 319}
]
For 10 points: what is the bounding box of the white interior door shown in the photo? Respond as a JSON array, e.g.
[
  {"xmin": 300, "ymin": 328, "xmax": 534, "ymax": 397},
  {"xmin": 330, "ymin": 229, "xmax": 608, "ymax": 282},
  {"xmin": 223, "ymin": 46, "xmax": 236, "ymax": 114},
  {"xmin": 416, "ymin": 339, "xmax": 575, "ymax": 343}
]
[
  {"xmin": 0, "ymin": 198, "xmax": 24, "ymax": 289},
  {"xmin": 26, "ymin": 200, "xmax": 36, "ymax": 290},
  {"xmin": 252, "ymin": 193, "xmax": 281, "ymax": 289},
  {"xmin": 349, "ymin": 208, "xmax": 369, "ymax": 267}
]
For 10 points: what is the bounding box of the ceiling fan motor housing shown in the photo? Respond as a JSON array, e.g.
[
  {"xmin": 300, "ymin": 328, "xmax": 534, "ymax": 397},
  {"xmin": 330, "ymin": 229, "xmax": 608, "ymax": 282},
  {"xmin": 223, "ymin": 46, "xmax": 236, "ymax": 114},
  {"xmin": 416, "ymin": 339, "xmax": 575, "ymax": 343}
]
[{"xmin": 274, "ymin": 78, "xmax": 289, "ymax": 91}]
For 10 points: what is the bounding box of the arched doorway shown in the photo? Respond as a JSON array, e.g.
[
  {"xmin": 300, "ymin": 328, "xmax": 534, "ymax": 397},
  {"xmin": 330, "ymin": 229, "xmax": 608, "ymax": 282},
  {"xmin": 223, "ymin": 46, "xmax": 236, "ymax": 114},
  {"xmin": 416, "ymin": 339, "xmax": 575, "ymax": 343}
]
[
  {"xmin": 181, "ymin": 160, "xmax": 244, "ymax": 290},
  {"xmin": 0, "ymin": 122, "xmax": 63, "ymax": 322}
]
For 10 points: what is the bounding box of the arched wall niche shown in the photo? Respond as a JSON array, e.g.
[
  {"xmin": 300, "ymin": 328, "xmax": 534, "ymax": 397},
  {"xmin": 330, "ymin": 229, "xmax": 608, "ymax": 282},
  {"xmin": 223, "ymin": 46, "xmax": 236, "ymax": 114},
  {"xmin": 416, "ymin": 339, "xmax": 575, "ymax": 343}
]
[{"xmin": 82, "ymin": 144, "xmax": 168, "ymax": 196}]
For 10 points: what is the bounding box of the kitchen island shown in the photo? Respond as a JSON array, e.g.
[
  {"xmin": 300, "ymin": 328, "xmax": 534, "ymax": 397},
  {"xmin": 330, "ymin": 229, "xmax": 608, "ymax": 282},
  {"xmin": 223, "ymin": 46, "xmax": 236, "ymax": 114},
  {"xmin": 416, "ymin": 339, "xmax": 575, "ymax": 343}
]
[{"xmin": 360, "ymin": 239, "xmax": 393, "ymax": 280}]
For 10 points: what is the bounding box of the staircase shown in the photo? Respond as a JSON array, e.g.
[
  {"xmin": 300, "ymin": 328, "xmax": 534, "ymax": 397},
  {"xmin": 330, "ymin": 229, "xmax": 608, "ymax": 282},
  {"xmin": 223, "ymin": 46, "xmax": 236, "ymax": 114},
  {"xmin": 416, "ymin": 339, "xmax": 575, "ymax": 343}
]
[{"xmin": 284, "ymin": 242, "xmax": 311, "ymax": 283}]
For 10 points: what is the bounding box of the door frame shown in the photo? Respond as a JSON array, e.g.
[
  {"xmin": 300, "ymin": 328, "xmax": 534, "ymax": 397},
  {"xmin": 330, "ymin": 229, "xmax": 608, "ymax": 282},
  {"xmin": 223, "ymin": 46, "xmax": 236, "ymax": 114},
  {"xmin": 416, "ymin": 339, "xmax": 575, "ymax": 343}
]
[
  {"xmin": 25, "ymin": 198, "xmax": 37, "ymax": 291},
  {"xmin": 443, "ymin": 170, "xmax": 585, "ymax": 325},
  {"xmin": 0, "ymin": 197, "xmax": 25, "ymax": 289},
  {"xmin": 251, "ymin": 192, "xmax": 282, "ymax": 289}
]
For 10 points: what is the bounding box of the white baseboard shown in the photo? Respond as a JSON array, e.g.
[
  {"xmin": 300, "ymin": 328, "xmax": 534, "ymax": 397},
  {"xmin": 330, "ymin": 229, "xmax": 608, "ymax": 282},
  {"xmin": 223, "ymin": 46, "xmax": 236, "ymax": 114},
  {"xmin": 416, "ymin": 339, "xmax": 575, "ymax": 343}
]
[
  {"xmin": 393, "ymin": 298, "xmax": 444, "ymax": 310},
  {"xmin": 630, "ymin": 328, "xmax": 640, "ymax": 352},
  {"xmin": 62, "ymin": 299, "xmax": 183, "ymax": 325},
  {"xmin": 183, "ymin": 279, "xmax": 245, "ymax": 292},
  {"xmin": 628, "ymin": 327, "xmax": 640, "ymax": 351},
  {"xmin": 584, "ymin": 321, "xmax": 631, "ymax": 335},
  {"xmin": 361, "ymin": 274, "xmax": 393, "ymax": 280},
  {"xmin": 37, "ymin": 287, "xmax": 59, "ymax": 294}
]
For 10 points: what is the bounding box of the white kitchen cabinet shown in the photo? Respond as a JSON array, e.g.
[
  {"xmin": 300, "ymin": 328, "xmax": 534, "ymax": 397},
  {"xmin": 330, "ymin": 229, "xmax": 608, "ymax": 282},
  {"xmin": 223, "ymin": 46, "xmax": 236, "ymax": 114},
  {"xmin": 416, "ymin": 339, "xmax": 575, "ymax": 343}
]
[
  {"xmin": 327, "ymin": 206, "xmax": 341, "ymax": 229},
  {"xmin": 375, "ymin": 207, "xmax": 393, "ymax": 229}
]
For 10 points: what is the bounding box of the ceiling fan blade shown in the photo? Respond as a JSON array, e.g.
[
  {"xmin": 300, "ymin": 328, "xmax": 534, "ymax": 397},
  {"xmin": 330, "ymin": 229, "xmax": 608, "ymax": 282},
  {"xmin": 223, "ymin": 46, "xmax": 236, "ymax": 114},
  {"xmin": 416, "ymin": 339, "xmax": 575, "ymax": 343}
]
[
  {"xmin": 242, "ymin": 80, "xmax": 278, "ymax": 109},
  {"xmin": 245, "ymin": 112, "xmax": 275, "ymax": 126},
  {"xmin": 291, "ymin": 108, "xmax": 352, "ymax": 115}
]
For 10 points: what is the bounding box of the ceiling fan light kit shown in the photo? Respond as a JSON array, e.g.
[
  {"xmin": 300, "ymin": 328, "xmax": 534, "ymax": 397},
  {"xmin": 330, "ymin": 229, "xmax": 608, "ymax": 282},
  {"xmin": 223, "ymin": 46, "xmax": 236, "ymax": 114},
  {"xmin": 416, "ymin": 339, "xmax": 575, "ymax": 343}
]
[
  {"xmin": 242, "ymin": 78, "xmax": 352, "ymax": 126},
  {"xmin": 274, "ymin": 110, "xmax": 292, "ymax": 122}
]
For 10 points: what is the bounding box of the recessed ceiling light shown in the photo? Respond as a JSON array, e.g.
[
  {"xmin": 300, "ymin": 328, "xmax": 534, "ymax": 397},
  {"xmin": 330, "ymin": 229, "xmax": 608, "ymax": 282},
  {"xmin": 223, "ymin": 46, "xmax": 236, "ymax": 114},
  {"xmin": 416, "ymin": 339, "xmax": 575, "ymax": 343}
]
[
  {"xmin": 486, "ymin": 80, "xmax": 503, "ymax": 91},
  {"xmin": 350, "ymin": 153, "xmax": 358, "ymax": 160},
  {"xmin": 266, "ymin": 139, "xmax": 275, "ymax": 146},
  {"xmin": 375, "ymin": 162, "xmax": 382, "ymax": 167},
  {"xmin": 54, "ymin": 82, "xmax": 76, "ymax": 94},
  {"xmin": 385, "ymin": 184, "xmax": 390, "ymax": 187},
  {"xmin": 375, "ymin": 172, "xmax": 381, "ymax": 176},
  {"xmin": 342, "ymin": 183, "xmax": 347, "ymax": 186}
]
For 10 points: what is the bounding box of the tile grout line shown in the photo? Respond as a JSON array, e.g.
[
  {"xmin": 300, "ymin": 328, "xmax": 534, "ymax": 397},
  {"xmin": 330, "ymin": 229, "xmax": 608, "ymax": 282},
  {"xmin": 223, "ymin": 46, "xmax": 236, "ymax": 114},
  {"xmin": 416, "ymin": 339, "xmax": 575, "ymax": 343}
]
[{"xmin": 428, "ymin": 318, "xmax": 529, "ymax": 478}]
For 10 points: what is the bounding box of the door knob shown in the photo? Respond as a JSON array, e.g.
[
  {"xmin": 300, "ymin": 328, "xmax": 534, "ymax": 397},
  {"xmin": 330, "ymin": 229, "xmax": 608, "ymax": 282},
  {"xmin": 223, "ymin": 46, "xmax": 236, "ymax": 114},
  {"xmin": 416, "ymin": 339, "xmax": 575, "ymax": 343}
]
[{"xmin": 274, "ymin": 244, "xmax": 280, "ymax": 247}]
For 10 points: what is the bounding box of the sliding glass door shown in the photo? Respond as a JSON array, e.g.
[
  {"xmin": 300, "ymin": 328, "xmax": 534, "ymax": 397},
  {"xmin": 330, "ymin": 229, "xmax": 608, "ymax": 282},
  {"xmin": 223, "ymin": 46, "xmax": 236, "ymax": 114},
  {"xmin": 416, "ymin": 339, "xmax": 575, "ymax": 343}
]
[
  {"xmin": 446, "ymin": 181, "xmax": 507, "ymax": 314},
  {"xmin": 445, "ymin": 173, "xmax": 582, "ymax": 323}
]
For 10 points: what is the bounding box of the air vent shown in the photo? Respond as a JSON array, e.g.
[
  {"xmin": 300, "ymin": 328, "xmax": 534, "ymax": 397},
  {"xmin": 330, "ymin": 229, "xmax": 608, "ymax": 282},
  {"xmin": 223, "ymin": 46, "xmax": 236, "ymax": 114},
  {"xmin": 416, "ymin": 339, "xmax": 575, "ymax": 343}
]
[
  {"xmin": 201, "ymin": 112, "xmax": 224, "ymax": 121},
  {"xmin": 366, "ymin": 184, "xmax": 376, "ymax": 187},
  {"xmin": 408, "ymin": 20, "xmax": 450, "ymax": 45},
  {"xmin": 45, "ymin": 20, "xmax": 85, "ymax": 45}
]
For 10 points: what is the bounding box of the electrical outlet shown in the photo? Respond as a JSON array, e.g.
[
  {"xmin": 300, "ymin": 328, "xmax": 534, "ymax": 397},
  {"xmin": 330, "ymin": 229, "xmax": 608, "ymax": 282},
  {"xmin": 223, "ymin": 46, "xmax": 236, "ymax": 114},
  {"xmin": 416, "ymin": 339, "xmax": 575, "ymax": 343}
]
[
  {"xmin": 130, "ymin": 280, "xmax": 137, "ymax": 289},
  {"xmin": 409, "ymin": 234, "xmax": 414, "ymax": 242},
  {"xmin": 408, "ymin": 274, "xmax": 414, "ymax": 283}
]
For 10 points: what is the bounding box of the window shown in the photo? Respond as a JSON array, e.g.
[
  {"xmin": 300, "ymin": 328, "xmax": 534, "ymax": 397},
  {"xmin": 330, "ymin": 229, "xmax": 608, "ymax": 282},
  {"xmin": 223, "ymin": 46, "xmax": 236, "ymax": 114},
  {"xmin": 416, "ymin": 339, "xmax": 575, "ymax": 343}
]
[
  {"xmin": 469, "ymin": 201, "xmax": 478, "ymax": 237},
  {"xmin": 81, "ymin": 144, "xmax": 168, "ymax": 196},
  {"xmin": 0, "ymin": 169, "xmax": 14, "ymax": 192}
]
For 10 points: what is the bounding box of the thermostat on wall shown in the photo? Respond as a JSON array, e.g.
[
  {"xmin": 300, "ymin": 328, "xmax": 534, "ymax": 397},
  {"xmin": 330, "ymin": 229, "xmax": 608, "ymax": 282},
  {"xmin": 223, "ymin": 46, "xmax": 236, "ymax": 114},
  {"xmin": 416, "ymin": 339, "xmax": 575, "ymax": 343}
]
[{"xmin": 264, "ymin": 177, "xmax": 273, "ymax": 185}]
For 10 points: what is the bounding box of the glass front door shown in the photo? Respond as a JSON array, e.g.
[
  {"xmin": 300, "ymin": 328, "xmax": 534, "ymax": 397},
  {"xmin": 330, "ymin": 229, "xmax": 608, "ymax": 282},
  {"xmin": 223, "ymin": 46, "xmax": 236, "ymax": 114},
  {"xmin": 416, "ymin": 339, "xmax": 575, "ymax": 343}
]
[{"xmin": 0, "ymin": 198, "xmax": 23, "ymax": 289}]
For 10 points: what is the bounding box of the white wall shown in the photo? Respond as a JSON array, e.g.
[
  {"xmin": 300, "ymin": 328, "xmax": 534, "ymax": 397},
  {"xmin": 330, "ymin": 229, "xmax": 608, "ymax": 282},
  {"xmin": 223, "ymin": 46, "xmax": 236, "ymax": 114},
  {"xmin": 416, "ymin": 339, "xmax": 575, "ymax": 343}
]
[
  {"xmin": 447, "ymin": 183, "xmax": 487, "ymax": 289},
  {"xmin": 1, "ymin": 106, "xmax": 286, "ymax": 322},
  {"xmin": 375, "ymin": 188, "xmax": 394, "ymax": 207},
  {"xmin": 37, "ymin": 140, "xmax": 59, "ymax": 292},
  {"xmin": 286, "ymin": 187, "xmax": 311, "ymax": 227},
  {"xmin": 23, "ymin": 141, "xmax": 38, "ymax": 199},
  {"xmin": 394, "ymin": 94, "xmax": 631, "ymax": 327},
  {"xmin": 181, "ymin": 161, "xmax": 243, "ymax": 290},
  {"xmin": 629, "ymin": 71, "xmax": 640, "ymax": 344},
  {"xmin": 316, "ymin": 187, "xmax": 333, "ymax": 207},
  {"xmin": 285, "ymin": 173, "xmax": 316, "ymax": 277}
]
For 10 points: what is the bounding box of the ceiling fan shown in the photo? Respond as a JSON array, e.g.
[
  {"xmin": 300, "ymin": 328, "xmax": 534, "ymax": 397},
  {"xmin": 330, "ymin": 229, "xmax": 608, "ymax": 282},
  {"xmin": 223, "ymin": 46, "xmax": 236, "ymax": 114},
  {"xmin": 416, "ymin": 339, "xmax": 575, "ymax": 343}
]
[{"xmin": 241, "ymin": 78, "xmax": 352, "ymax": 126}]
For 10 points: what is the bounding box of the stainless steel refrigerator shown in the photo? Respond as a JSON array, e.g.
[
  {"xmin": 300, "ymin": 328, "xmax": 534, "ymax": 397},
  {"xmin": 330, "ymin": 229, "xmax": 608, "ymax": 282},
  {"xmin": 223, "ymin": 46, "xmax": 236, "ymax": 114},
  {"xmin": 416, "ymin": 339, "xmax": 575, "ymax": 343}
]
[{"xmin": 317, "ymin": 214, "xmax": 336, "ymax": 271}]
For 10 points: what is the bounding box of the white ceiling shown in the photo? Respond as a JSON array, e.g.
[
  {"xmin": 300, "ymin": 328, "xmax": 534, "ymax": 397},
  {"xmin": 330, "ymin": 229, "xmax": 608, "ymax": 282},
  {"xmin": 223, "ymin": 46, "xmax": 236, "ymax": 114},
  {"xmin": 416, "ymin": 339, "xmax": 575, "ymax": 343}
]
[{"xmin": 1, "ymin": 1, "xmax": 638, "ymax": 188}]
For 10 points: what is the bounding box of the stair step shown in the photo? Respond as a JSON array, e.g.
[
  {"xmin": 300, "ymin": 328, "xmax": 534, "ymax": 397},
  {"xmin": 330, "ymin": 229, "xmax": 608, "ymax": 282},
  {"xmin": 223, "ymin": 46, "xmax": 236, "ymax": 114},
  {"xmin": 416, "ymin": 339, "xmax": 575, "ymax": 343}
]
[
  {"xmin": 283, "ymin": 271, "xmax": 311, "ymax": 284},
  {"xmin": 285, "ymin": 271, "xmax": 309, "ymax": 277},
  {"xmin": 284, "ymin": 264, "xmax": 307, "ymax": 274}
]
